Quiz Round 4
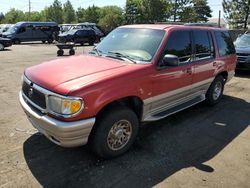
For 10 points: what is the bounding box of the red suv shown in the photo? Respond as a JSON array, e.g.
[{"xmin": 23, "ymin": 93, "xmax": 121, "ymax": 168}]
[{"xmin": 19, "ymin": 24, "xmax": 236, "ymax": 158}]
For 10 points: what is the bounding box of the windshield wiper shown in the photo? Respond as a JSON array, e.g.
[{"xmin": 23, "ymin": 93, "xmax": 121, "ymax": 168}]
[{"xmin": 107, "ymin": 51, "xmax": 137, "ymax": 64}]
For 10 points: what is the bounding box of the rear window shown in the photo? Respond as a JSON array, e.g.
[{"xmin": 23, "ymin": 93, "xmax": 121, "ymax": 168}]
[{"xmin": 215, "ymin": 31, "xmax": 235, "ymax": 56}]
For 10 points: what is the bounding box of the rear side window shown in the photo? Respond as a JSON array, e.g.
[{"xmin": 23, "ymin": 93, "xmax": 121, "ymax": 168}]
[
  {"xmin": 215, "ymin": 31, "xmax": 235, "ymax": 56},
  {"xmin": 164, "ymin": 30, "xmax": 191, "ymax": 63},
  {"xmin": 193, "ymin": 30, "xmax": 213, "ymax": 60}
]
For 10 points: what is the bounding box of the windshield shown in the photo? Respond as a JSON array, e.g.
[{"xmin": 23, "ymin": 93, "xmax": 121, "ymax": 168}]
[
  {"xmin": 0, "ymin": 25, "xmax": 10, "ymax": 33},
  {"xmin": 235, "ymin": 34, "xmax": 250, "ymax": 48},
  {"xmin": 65, "ymin": 29, "xmax": 77, "ymax": 35},
  {"xmin": 6, "ymin": 25, "xmax": 18, "ymax": 34},
  {"xmin": 95, "ymin": 28, "xmax": 165, "ymax": 63}
]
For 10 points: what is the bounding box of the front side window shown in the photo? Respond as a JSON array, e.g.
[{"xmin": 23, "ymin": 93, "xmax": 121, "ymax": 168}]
[
  {"xmin": 193, "ymin": 30, "xmax": 213, "ymax": 60},
  {"xmin": 164, "ymin": 30, "xmax": 191, "ymax": 63},
  {"xmin": 215, "ymin": 31, "xmax": 235, "ymax": 56}
]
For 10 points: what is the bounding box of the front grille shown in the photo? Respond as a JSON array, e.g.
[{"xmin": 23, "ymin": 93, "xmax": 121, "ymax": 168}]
[
  {"xmin": 237, "ymin": 53, "xmax": 250, "ymax": 63},
  {"xmin": 22, "ymin": 81, "xmax": 46, "ymax": 109}
]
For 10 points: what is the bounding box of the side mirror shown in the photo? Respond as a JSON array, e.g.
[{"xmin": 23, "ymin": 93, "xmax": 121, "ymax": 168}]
[{"xmin": 162, "ymin": 54, "xmax": 179, "ymax": 67}]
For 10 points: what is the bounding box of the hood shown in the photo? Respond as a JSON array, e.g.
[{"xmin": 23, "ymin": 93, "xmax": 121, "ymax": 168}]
[
  {"xmin": 2, "ymin": 32, "xmax": 12, "ymax": 36},
  {"xmin": 235, "ymin": 47, "xmax": 250, "ymax": 54},
  {"xmin": 0, "ymin": 37, "xmax": 11, "ymax": 41},
  {"xmin": 25, "ymin": 54, "xmax": 138, "ymax": 95}
]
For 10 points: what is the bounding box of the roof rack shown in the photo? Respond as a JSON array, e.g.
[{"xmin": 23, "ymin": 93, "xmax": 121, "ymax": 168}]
[
  {"xmin": 154, "ymin": 22, "xmax": 184, "ymax": 25},
  {"xmin": 184, "ymin": 23, "xmax": 220, "ymax": 28}
]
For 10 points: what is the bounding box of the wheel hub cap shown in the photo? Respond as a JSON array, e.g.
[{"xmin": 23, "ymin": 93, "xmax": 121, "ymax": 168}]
[
  {"xmin": 213, "ymin": 82, "xmax": 222, "ymax": 100},
  {"xmin": 107, "ymin": 120, "xmax": 132, "ymax": 151}
]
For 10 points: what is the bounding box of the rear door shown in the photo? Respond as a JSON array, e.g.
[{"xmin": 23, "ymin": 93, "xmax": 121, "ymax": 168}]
[{"xmin": 192, "ymin": 30, "xmax": 216, "ymax": 92}]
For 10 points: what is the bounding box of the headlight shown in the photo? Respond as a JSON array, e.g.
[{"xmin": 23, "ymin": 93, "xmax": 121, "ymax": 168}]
[{"xmin": 48, "ymin": 95, "xmax": 83, "ymax": 117}]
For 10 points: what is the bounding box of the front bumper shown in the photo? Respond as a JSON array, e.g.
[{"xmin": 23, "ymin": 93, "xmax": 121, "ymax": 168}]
[
  {"xmin": 4, "ymin": 42, "xmax": 12, "ymax": 47},
  {"xmin": 19, "ymin": 91, "xmax": 95, "ymax": 147}
]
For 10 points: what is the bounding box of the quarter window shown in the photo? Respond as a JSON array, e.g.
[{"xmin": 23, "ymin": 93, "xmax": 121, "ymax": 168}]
[
  {"xmin": 164, "ymin": 30, "xmax": 191, "ymax": 63},
  {"xmin": 193, "ymin": 30, "xmax": 212, "ymax": 60},
  {"xmin": 215, "ymin": 31, "xmax": 235, "ymax": 56}
]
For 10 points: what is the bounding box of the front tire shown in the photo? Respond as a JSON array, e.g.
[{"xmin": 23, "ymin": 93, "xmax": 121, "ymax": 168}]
[
  {"xmin": 90, "ymin": 106, "xmax": 139, "ymax": 158},
  {"xmin": 13, "ymin": 39, "xmax": 20, "ymax": 44},
  {"xmin": 205, "ymin": 75, "xmax": 225, "ymax": 106},
  {"xmin": 47, "ymin": 38, "xmax": 53, "ymax": 44}
]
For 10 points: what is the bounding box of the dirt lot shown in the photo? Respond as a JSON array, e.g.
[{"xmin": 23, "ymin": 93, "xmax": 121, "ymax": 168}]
[{"xmin": 0, "ymin": 44, "xmax": 249, "ymax": 188}]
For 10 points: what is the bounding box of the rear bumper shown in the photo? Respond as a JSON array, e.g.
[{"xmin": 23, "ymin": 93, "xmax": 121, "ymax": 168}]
[{"xmin": 19, "ymin": 91, "xmax": 95, "ymax": 147}]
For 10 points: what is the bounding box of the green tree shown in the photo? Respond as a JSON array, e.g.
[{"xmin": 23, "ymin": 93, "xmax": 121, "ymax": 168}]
[
  {"xmin": 0, "ymin": 12, "xmax": 4, "ymax": 23},
  {"xmin": 98, "ymin": 6, "xmax": 124, "ymax": 33},
  {"xmin": 171, "ymin": 0, "xmax": 192, "ymax": 22},
  {"xmin": 76, "ymin": 7, "xmax": 85, "ymax": 22},
  {"xmin": 223, "ymin": 0, "xmax": 250, "ymax": 29},
  {"xmin": 142, "ymin": 0, "xmax": 171, "ymax": 23},
  {"xmin": 40, "ymin": 7, "xmax": 50, "ymax": 21},
  {"xmin": 83, "ymin": 5, "xmax": 100, "ymax": 23},
  {"xmin": 24, "ymin": 11, "xmax": 43, "ymax": 21},
  {"xmin": 125, "ymin": 0, "xmax": 170, "ymax": 24},
  {"xmin": 179, "ymin": 6, "xmax": 195, "ymax": 22},
  {"xmin": 2, "ymin": 9, "xmax": 25, "ymax": 23},
  {"xmin": 47, "ymin": 0, "xmax": 63, "ymax": 23},
  {"xmin": 192, "ymin": 0, "xmax": 212, "ymax": 22},
  {"xmin": 63, "ymin": 0, "xmax": 76, "ymax": 23}
]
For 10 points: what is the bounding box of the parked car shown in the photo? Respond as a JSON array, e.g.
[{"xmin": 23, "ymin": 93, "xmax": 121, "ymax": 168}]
[
  {"xmin": 2, "ymin": 22, "xmax": 59, "ymax": 44},
  {"xmin": 58, "ymin": 29, "xmax": 96, "ymax": 45},
  {"xmin": 73, "ymin": 22, "xmax": 105, "ymax": 40},
  {"xmin": 0, "ymin": 24, "xmax": 13, "ymax": 37},
  {"xmin": 19, "ymin": 24, "xmax": 236, "ymax": 158},
  {"xmin": 0, "ymin": 37, "xmax": 12, "ymax": 51},
  {"xmin": 234, "ymin": 32, "xmax": 250, "ymax": 70}
]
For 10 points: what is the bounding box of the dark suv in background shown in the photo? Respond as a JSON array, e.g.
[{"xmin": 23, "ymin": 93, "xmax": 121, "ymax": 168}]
[
  {"xmin": 234, "ymin": 32, "xmax": 250, "ymax": 70},
  {"xmin": 58, "ymin": 29, "xmax": 96, "ymax": 45}
]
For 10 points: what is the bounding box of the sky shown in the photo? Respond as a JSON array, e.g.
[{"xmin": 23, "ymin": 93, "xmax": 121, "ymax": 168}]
[{"xmin": 0, "ymin": 0, "xmax": 224, "ymax": 18}]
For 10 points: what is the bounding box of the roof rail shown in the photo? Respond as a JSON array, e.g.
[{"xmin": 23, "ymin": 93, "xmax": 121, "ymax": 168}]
[
  {"xmin": 154, "ymin": 22, "xmax": 184, "ymax": 25},
  {"xmin": 184, "ymin": 23, "xmax": 220, "ymax": 28}
]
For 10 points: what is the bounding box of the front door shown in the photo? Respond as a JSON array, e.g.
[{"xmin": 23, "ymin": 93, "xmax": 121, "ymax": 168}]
[{"xmin": 149, "ymin": 30, "xmax": 194, "ymax": 114}]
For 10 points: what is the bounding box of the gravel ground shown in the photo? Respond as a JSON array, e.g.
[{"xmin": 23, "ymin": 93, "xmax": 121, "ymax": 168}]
[{"xmin": 0, "ymin": 43, "xmax": 249, "ymax": 188}]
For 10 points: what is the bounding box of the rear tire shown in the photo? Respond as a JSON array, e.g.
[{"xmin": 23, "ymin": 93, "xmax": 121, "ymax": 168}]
[
  {"xmin": 90, "ymin": 106, "xmax": 139, "ymax": 158},
  {"xmin": 205, "ymin": 75, "xmax": 225, "ymax": 106}
]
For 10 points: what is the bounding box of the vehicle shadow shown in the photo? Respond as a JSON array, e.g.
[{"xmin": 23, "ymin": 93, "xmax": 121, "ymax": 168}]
[
  {"xmin": 0, "ymin": 49, "xmax": 12, "ymax": 52},
  {"xmin": 235, "ymin": 70, "xmax": 250, "ymax": 78},
  {"xmin": 23, "ymin": 95, "xmax": 250, "ymax": 188}
]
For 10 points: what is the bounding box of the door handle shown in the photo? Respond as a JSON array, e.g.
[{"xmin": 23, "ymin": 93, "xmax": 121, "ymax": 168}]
[
  {"xmin": 186, "ymin": 68, "xmax": 192, "ymax": 74},
  {"xmin": 213, "ymin": 61, "xmax": 217, "ymax": 66},
  {"xmin": 183, "ymin": 68, "xmax": 192, "ymax": 74}
]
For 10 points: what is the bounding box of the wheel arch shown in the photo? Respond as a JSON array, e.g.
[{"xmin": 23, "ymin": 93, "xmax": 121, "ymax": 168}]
[
  {"xmin": 216, "ymin": 71, "xmax": 228, "ymax": 82},
  {"xmin": 95, "ymin": 96, "xmax": 144, "ymax": 121}
]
